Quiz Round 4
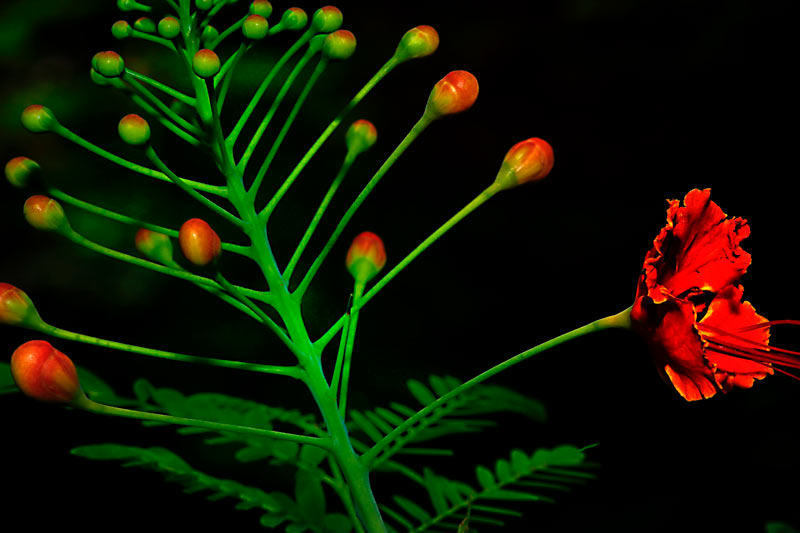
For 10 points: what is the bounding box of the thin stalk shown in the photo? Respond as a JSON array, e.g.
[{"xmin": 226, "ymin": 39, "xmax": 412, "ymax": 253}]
[
  {"xmin": 145, "ymin": 145, "xmax": 243, "ymax": 227},
  {"xmin": 257, "ymin": 57, "xmax": 400, "ymax": 220},
  {"xmin": 338, "ymin": 282, "xmax": 364, "ymax": 418},
  {"xmin": 293, "ymin": 115, "xmax": 433, "ymax": 299},
  {"xmin": 283, "ymin": 155, "xmax": 353, "ymax": 282},
  {"xmin": 42, "ymin": 324, "xmax": 300, "ymax": 378},
  {"xmin": 51, "ymin": 123, "xmax": 226, "ymax": 196},
  {"xmin": 330, "ymin": 307, "xmax": 352, "ymax": 394},
  {"xmin": 123, "ymin": 74, "xmax": 204, "ymax": 136},
  {"xmin": 208, "ymin": 15, "xmax": 247, "ymax": 49},
  {"xmin": 215, "ymin": 43, "xmax": 250, "ymax": 113},
  {"xmin": 227, "ymin": 30, "xmax": 314, "ymax": 147},
  {"xmin": 131, "ymin": 29, "xmax": 177, "ymax": 50},
  {"xmin": 360, "ymin": 307, "xmax": 633, "ymax": 468},
  {"xmin": 124, "ymin": 68, "xmax": 195, "ymax": 106},
  {"xmin": 248, "ymin": 58, "xmax": 328, "ymax": 199},
  {"xmin": 237, "ymin": 46, "xmax": 321, "ymax": 173},
  {"xmin": 76, "ymin": 396, "xmax": 329, "ymax": 449},
  {"xmin": 129, "ymin": 92, "xmax": 202, "ymax": 146}
]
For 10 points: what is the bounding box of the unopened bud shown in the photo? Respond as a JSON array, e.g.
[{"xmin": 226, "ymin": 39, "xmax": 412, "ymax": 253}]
[
  {"xmin": 5, "ymin": 157, "xmax": 40, "ymax": 188},
  {"xmin": 158, "ymin": 16, "xmax": 181, "ymax": 39},
  {"xmin": 322, "ymin": 30, "xmax": 356, "ymax": 60},
  {"xmin": 311, "ymin": 6, "xmax": 342, "ymax": 33},
  {"xmin": 118, "ymin": 114, "xmax": 151, "ymax": 146},
  {"xmin": 23, "ymin": 195, "xmax": 68, "ymax": 232},
  {"xmin": 279, "ymin": 7, "xmax": 308, "ymax": 31},
  {"xmin": 179, "ymin": 218, "xmax": 221, "ymax": 267},
  {"xmin": 111, "ymin": 20, "xmax": 133, "ymax": 39},
  {"xmin": 21, "ymin": 105, "xmax": 57, "ymax": 133},
  {"xmin": 493, "ymin": 138, "xmax": 554, "ymax": 190},
  {"xmin": 11, "ymin": 340, "xmax": 83, "ymax": 404},
  {"xmin": 346, "ymin": 231, "xmax": 386, "ymax": 284},
  {"xmin": 423, "ymin": 70, "xmax": 479, "ymax": 119},
  {"xmin": 92, "ymin": 51, "xmax": 125, "ymax": 78},
  {"xmin": 0, "ymin": 283, "xmax": 45, "ymax": 330},
  {"xmin": 250, "ymin": 0, "xmax": 272, "ymax": 17},
  {"xmin": 135, "ymin": 229, "xmax": 174, "ymax": 265},
  {"xmin": 193, "ymin": 49, "xmax": 220, "ymax": 78},
  {"xmin": 393, "ymin": 25, "xmax": 439, "ymax": 63},
  {"xmin": 345, "ymin": 120, "xmax": 377, "ymax": 158},
  {"xmin": 196, "ymin": 0, "xmax": 214, "ymax": 10},
  {"xmin": 243, "ymin": 15, "xmax": 269, "ymax": 40},
  {"xmin": 134, "ymin": 17, "xmax": 156, "ymax": 33}
]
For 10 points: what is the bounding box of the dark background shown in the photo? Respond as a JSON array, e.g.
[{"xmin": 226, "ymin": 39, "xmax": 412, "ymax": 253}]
[{"xmin": 1, "ymin": 0, "xmax": 797, "ymax": 531}]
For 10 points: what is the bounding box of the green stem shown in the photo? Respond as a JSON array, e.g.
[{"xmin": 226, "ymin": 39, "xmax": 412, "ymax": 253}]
[
  {"xmin": 76, "ymin": 396, "xmax": 328, "ymax": 449},
  {"xmin": 293, "ymin": 114, "xmax": 433, "ymax": 299},
  {"xmin": 52, "ymin": 123, "xmax": 225, "ymax": 196},
  {"xmin": 124, "ymin": 74, "xmax": 203, "ymax": 136},
  {"xmin": 129, "ymin": 93, "xmax": 201, "ymax": 146},
  {"xmin": 338, "ymin": 282, "xmax": 364, "ymax": 418},
  {"xmin": 227, "ymin": 31, "xmax": 314, "ymax": 147},
  {"xmin": 43, "ymin": 324, "xmax": 299, "ymax": 378},
  {"xmin": 237, "ymin": 45, "xmax": 321, "ymax": 174},
  {"xmin": 283, "ymin": 155, "xmax": 352, "ymax": 282},
  {"xmin": 131, "ymin": 29, "xmax": 177, "ymax": 50},
  {"xmin": 124, "ymin": 68, "xmax": 195, "ymax": 106},
  {"xmin": 145, "ymin": 145, "xmax": 242, "ymax": 227},
  {"xmin": 360, "ymin": 307, "xmax": 633, "ymax": 468},
  {"xmin": 208, "ymin": 15, "xmax": 247, "ymax": 49},
  {"xmin": 258, "ymin": 57, "xmax": 400, "ymax": 222},
  {"xmin": 330, "ymin": 298, "xmax": 353, "ymax": 395},
  {"xmin": 215, "ymin": 43, "xmax": 250, "ymax": 113},
  {"xmin": 328, "ymin": 456, "xmax": 367, "ymax": 533}
]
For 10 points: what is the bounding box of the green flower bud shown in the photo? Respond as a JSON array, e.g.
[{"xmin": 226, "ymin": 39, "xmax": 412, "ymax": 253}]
[
  {"xmin": 23, "ymin": 195, "xmax": 69, "ymax": 232},
  {"xmin": 5, "ymin": 157, "xmax": 40, "ymax": 188},
  {"xmin": 158, "ymin": 16, "xmax": 181, "ymax": 39},
  {"xmin": 92, "ymin": 51, "xmax": 125, "ymax": 78},
  {"xmin": 279, "ymin": 7, "xmax": 308, "ymax": 31},
  {"xmin": 21, "ymin": 105, "xmax": 57, "ymax": 133},
  {"xmin": 242, "ymin": 15, "xmax": 269, "ymax": 40},
  {"xmin": 394, "ymin": 25, "xmax": 439, "ymax": 63},
  {"xmin": 118, "ymin": 114, "xmax": 151, "ymax": 145},
  {"xmin": 322, "ymin": 30, "xmax": 356, "ymax": 61},
  {"xmin": 311, "ymin": 6, "xmax": 342, "ymax": 33},
  {"xmin": 345, "ymin": 120, "xmax": 377, "ymax": 158},
  {"xmin": 493, "ymin": 138, "xmax": 554, "ymax": 190},
  {"xmin": 196, "ymin": 0, "xmax": 214, "ymax": 10},
  {"xmin": 249, "ymin": 0, "xmax": 272, "ymax": 17},
  {"xmin": 0, "ymin": 283, "xmax": 46, "ymax": 330},
  {"xmin": 111, "ymin": 20, "xmax": 133, "ymax": 39},
  {"xmin": 118, "ymin": 0, "xmax": 152, "ymax": 12},
  {"xmin": 192, "ymin": 49, "xmax": 221, "ymax": 78},
  {"xmin": 201, "ymin": 25, "xmax": 219, "ymax": 46},
  {"xmin": 135, "ymin": 228, "xmax": 174, "ymax": 265},
  {"xmin": 134, "ymin": 16, "xmax": 156, "ymax": 33}
]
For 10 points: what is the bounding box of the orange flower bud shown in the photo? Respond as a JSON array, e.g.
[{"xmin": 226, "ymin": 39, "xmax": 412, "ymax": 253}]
[
  {"xmin": 5, "ymin": 156, "xmax": 40, "ymax": 188},
  {"xmin": 311, "ymin": 6, "xmax": 343, "ymax": 33},
  {"xmin": 493, "ymin": 138, "xmax": 554, "ymax": 190},
  {"xmin": 135, "ymin": 228, "xmax": 174, "ymax": 265},
  {"xmin": 192, "ymin": 48, "xmax": 221, "ymax": 78},
  {"xmin": 179, "ymin": 218, "xmax": 221, "ymax": 267},
  {"xmin": 346, "ymin": 231, "xmax": 386, "ymax": 284},
  {"xmin": 424, "ymin": 70, "xmax": 479, "ymax": 119},
  {"xmin": 11, "ymin": 340, "xmax": 83, "ymax": 403},
  {"xmin": 23, "ymin": 195, "xmax": 69, "ymax": 232},
  {"xmin": 21, "ymin": 104, "xmax": 57, "ymax": 133},
  {"xmin": 345, "ymin": 119, "xmax": 378, "ymax": 158},
  {"xmin": 322, "ymin": 30, "xmax": 356, "ymax": 61},
  {"xmin": 0, "ymin": 283, "xmax": 45, "ymax": 329},
  {"xmin": 394, "ymin": 25, "xmax": 439, "ymax": 63},
  {"xmin": 118, "ymin": 113, "xmax": 151, "ymax": 146}
]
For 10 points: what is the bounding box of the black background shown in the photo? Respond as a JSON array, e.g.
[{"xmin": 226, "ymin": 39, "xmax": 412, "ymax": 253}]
[{"xmin": 1, "ymin": 0, "xmax": 798, "ymax": 531}]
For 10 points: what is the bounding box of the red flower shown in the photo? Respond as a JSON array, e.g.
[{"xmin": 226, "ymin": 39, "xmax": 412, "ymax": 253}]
[{"xmin": 631, "ymin": 188, "xmax": 800, "ymax": 401}]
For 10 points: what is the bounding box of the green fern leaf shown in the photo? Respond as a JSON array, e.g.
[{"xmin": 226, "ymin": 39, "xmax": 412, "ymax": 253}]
[{"xmin": 407, "ymin": 379, "xmax": 437, "ymax": 405}]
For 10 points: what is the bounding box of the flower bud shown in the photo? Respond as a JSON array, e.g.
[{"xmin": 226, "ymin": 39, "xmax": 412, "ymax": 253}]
[
  {"xmin": 5, "ymin": 156, "xmax": 40, "ymax": 188},
  {"xmin": 118, "ymin": 0, "xmax": 152, "ymax": 12},
  {"xmin": 250, "ymin": 0, "xmax": 272, "ymax": 17},
  {"xmin": 279, "ymin": 7, "xmax": 308, "ymax": 31},
  {"xmin": 111, "ymin": 20, "xmax": 133, "ymax": 39},
  {"xmin": 322, "ymin": 30, "xmax": 356, "ymax": 61},
  {"xmin": 158, "ymin": 16, "xmax": 181, "ymax": 39},
  {"xmin": 345, "ymin": 119, "xmax": 377, "ymax": 158},
  {"xmin": 202, "ymin": 25, "xmax": 219, "ymax": 46},
  {"xmin": 493, "ymin": 138, "xmax": 554, "ymax": 190},
  {"xmin": 193, "ymin": 49, "xmax": 220, "ymax": 78},
  {"xmin": 92, "ymin": 51, "xmax": 125, "ymax": 78},
  {"xmin": 242, "ymin": 15, "xmax": 269, "ymax": 40},
  {"xmin": 21, "ymin": 105, "xmax": 57, "ymax": 133},
  {"xmin": 24, "ymin": 195, "xmax": 68, "ymax": 232},
  {"xmin": 196, "ymin": 0, "xmax": 214, "ymax": 10},
  {"xmin": 311, "ymin": 6, "xmax": 343, "ymax": 33},
  {"xmin": 423, "ymin": 70, "xmax": 479, "ymax": 119},
  {"xmin": 135, "ymin": 228, "xmax": 174, "ymax": 265},
  {"xmin": 394, "ymin": 25, "xmax": 439, "ymax": 63},
  {"xmin": 118, "ymin": 114, "xmax": 151, "ymax": 146},
  {"xmin": 0, "ymin": 283, "xmax": 45, "ymax": 329},
  {"xmin": 134, "ymin": 17, "xmax": 156, "ymax": 33},
  {"xmin": 11, "ymin": 340, "xmax": 83, "ymax": 404},
  {"xmin": 346, "ymin": 231, "xmax": 386, "ymax": 284},
  {"xmin": 179, "ymin": 218, "xmax": 221, "ymax": 266}
]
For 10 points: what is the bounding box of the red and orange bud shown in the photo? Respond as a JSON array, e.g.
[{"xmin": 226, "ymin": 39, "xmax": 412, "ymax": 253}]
[
  {"xmin": 279, "ymin": 7, "xmax": 308, "ymax": 31},
  {"xmin": 134, "ymin": 16, "xmax": 156, "ymax": 33},
  {"xmin": 0, "ymin": 283, "xmax": 45, "ymax": 329},
  {"xmin": 21, "ymin": 104, "xmax": 57, "ymax": 133},
  {"xmin": 179, "ymin": 218, "xmax": 221, "ymax": 267},
  {"xmin": 346, "ymin": 231, "xmax": 386, "ymax": 284},
  {"xmin": 242, "ymin": 15, "xmax": 269, "ymax": 40},
  {"xmin": 250, "ymin": 0, "xmax": 272, "ymax": 17},
  {"xmin": 5, "ymin": 156, "xmax": 40, "ymax": 188},
  {"xmin": 322, "ymin": 29, "xmax": 356, "ymax": 61},
  {"xmin": 192, "ymin": 48, "xmax": 221, "ymax": 78},
  {"xmin": 23, "ymin": 195, "xmax": 69, "ymax": 232},
  {"xmin": 11, "ymin": 340, "xmax": 83, "ymax": 404},
  {"xmin": 424, "ymin": 70, "xmax": 479, "ymax": 119},
  {"xmin": 311, "ymin": 6, "xmax": 343, "ymax": 33},
  {"xmin": 111, "ymin": 20, "xmax": 133, "ymax": 39},
  {"xmin": 394, "ymin": 25, "xmax": 439, "ymax": 63},
  {"xmin": 118, "ymin": 114, "xmax": 151, "ymax": 146},
  {"xmin": 135, "ymin": 228, "xmax": 174, "ymax": 265},
  {"xmin": 92, "ymin": 51, "xmax": 125, "ymax": 78},
  {"xmin": 345, "ymin": 119, "xmax": 377, "ymax": 158},
  {"xmin": 158, "ymin": 16, "xmax": 181, "ymax": 39},
  {"xmin": 493, "ymin": 137, "xmax": 554, "ymax": 190}
]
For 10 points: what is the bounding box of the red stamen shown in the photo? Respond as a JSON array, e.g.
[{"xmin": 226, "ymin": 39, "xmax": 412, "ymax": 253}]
[
  {"xmin": 737, "ymin": 319, "xmax": 800, "ymax": 332},
  {"xmin": 704, "ymin": 340, "xmax": 800, "ymax": 370},
  {"xmin": 773, "ymin": 367, "xmax": 800, "ymax": 382}
]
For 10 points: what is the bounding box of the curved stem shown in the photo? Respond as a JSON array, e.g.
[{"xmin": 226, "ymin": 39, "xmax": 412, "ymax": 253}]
[
  {"xmin": 131, "ymin": 29, "xmax": 177, "ymax": 51},
  {"xmin": 76, "ymin": 396, "xmax": 329, "ymax": 449},
  {"xmin": 124, "ymin": 68, "xmax": 195, "ymax": 106},
  {"xmin": 43, "ymin": 324, "xmax": 300, "ymax": 378},
  {"xmin": 338, "ymin": 282, "xmax": 364, "ymax": 418},
  {"xmin": 360, "ymin": 307, "xmax": 633, "ymax": 468},
  {"xmin": 208, "ymin": 15, "xmax": 247, "ymax": 49}
]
